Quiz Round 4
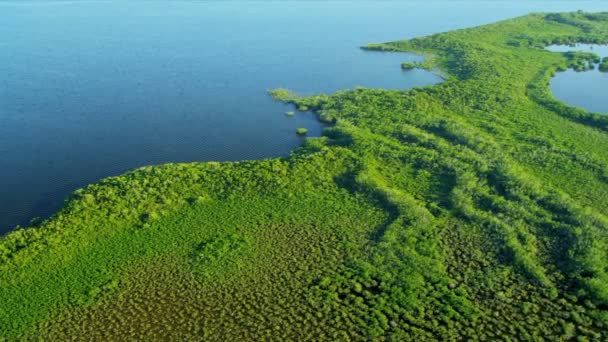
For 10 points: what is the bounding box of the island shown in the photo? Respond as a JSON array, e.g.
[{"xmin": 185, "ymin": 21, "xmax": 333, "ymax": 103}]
[
  {"xmin": 2, "ymin": 11, "xmax": 608, "ymax": 340},
  {"xmin": 600, "ymin": 56, "xmax": 608, "ymax": 72},
  {"xmin": 401, "ymin": 61, "xmax": 417, "ymax": 70}
]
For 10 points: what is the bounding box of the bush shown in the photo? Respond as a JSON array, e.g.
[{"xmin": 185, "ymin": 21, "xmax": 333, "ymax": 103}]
[
  {"xmin": 269, "ymin": 88, "xmax": 298, "ymax": 101},
  {"xmin": 599, "ymin": 57, "xmax": 608, "ymax": 72},
  {"xmin": 401, "ymin": 61, "xmax": 417, "ymax": 70}
]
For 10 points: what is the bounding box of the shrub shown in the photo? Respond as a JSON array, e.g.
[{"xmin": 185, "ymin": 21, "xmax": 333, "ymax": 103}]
[
  {"xmin": 269, "ymin": 88, "xmax": 298, "ymax": 101},
  {"xmin": 599, "ymin": 57, "xmax": 608, "ymax": 72},
  {"xmin": 401, "ymin": 61, "xmax": 417, "ymax": 70}
]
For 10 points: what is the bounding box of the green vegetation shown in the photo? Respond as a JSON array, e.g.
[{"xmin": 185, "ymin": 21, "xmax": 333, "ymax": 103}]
[
  {"xmin": 564, "ymin": 51, "xmax": 601, "ymax": 71},
  {"xmin": 401, "ymin": 61, "xmax": 417, "ymax": 70},
  {"xmin": 600, "ymin": 57, "xmax": 608, "ymax": 72},
  {"xmin": 2, "ymin": 11, "xmax": 608, "ymax": 340},
  {"xmin": 285, "ymin": 111, "xmax": 295, "ymax": 116},
  {"xmin": 269, "ymin": 88, "xmax": 298, "ymax": 102},
  {"xmin": 296, "ymin": 127, "xmax": 308, "ymax": 135},
  {"xmin": 399, "ymin": 60, "xmax": 435, "ymax": 71}
]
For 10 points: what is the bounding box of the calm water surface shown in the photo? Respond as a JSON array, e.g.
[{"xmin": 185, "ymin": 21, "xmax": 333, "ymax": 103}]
[
  {"xmin": 547, "ymin": 44, "xmax": 608, "ymax": 114},
  {"xmin": 1, "ymin": 1, "xmax": 607, "ymax": 233}
]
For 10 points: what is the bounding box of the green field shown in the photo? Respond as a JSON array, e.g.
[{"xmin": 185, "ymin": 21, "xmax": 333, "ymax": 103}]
[{"xmin": 2, "ymin": 12, "xmax": 608, "ymax": 340}]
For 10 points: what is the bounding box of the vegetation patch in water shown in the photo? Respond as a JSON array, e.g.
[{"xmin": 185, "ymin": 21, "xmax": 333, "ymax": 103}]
[
  {"xmin": 600, "ymin": 57, "xmax": 608, "ymax": 71},
  {"xmin": 401, "ymin": 61, "xmax": 417, "ymax": 70}
]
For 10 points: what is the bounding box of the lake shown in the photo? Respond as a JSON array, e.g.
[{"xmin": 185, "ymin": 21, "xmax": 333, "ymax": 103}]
[
  {"xmin": 547, "ymin": 44, "xmax": 608, "ymax": 114},
  {"xmin": 1, "ymin": 1, "xmax": 607, "ymax": 233}
]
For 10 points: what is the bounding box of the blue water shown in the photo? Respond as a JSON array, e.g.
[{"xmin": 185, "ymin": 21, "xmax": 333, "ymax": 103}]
[
  {"xmin": 1, "ymin": 1, "xmax": 607, "ymax": 233},
  {"xmin": 547, "ymin": 44, "xmax": 608, "ymax": 114}
]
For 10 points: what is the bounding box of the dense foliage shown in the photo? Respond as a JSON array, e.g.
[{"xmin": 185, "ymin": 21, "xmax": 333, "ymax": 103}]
[
  {"xmin": 400, "ymin": 61, "xmax": 417, "ymax": 70},
  {"xmin": 600, "ymin": 57, "xmax": 608, "ymax": 72},
  {"xmin": 2, "ymin": 12, "xmax": 608, "ymax": 340}
]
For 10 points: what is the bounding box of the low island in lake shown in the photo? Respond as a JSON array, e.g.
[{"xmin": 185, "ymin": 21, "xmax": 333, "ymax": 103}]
[
  {"xmin": 600, "ymin": 57, "xmax": 608, "ymax": 71},
  {"xmin": 2, "ymin": 11, "xmax": 608, "ymax": 341}
]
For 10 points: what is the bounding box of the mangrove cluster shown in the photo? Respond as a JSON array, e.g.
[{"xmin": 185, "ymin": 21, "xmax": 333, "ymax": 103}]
[{"xmin": 600, "ymin": 57, "xmax": 608, "ymax": 72}]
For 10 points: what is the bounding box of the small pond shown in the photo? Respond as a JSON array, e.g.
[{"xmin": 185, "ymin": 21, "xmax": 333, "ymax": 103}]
[{"xmin": 546, "ymin": 44, "xmax": 608, "ymax": 114}]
